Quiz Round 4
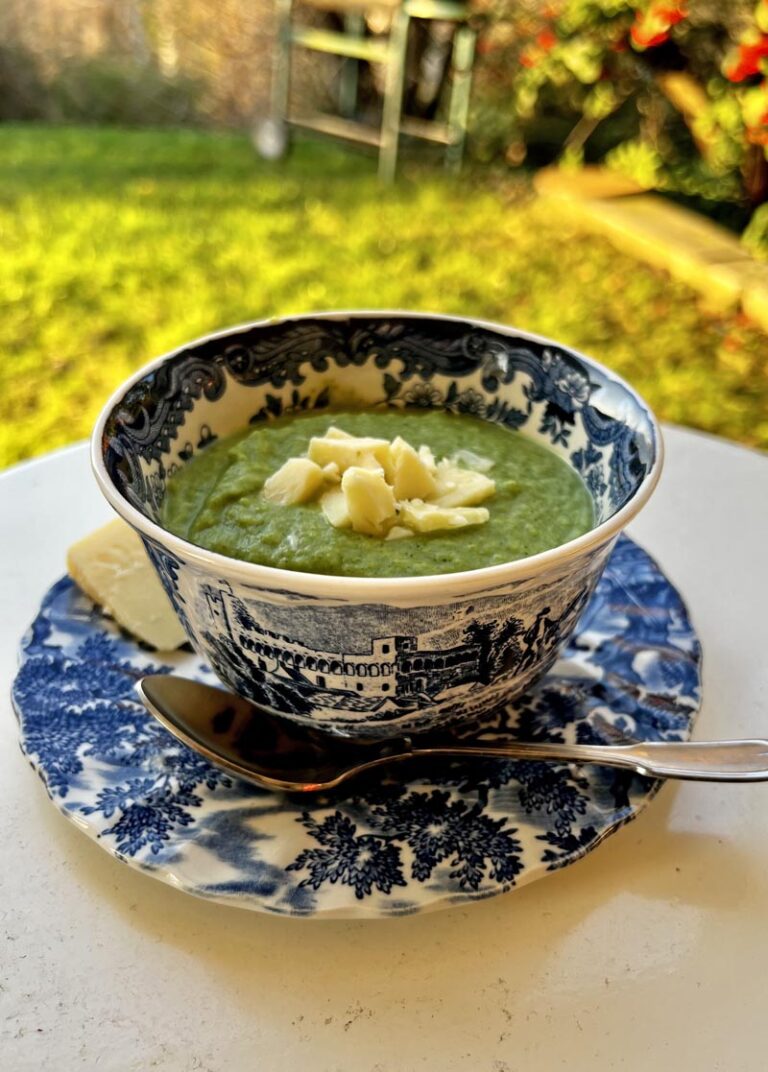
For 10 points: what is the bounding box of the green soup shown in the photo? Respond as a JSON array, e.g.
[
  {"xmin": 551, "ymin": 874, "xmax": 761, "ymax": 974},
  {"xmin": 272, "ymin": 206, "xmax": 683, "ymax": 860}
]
[{"xmin": 161, "ymin": 409, "xmax": 594, "ymax": 577}]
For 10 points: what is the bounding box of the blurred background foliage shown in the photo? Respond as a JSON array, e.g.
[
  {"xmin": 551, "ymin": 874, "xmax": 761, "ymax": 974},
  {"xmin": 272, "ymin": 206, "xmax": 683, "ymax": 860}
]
[
  {"xmin": 0, "ymin": 0, "xmax": 326, "ymax": 128},
  {"xmin": 2, "ymin": 1, "xmax": 768, "ymax": 467},
  {"xmin": 470, "ymin": 0, "xmax": 768, "ymax": 241},
  {"xmin": 6, "ymin": 1, "xmax": 768, "ymax": 236}
]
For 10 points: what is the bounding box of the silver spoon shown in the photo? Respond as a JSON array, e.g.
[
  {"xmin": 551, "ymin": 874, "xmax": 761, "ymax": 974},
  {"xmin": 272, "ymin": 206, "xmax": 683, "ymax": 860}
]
[{"xmin": 136, "ymin": 675, "xmax": 768, "ymax": 793}]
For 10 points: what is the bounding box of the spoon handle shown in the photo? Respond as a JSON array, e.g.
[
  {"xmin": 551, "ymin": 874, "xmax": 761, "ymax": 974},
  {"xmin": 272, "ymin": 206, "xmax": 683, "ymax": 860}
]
[{"xmin": 412, "ymin": 739, "xmax": 768, "ymax": 782}]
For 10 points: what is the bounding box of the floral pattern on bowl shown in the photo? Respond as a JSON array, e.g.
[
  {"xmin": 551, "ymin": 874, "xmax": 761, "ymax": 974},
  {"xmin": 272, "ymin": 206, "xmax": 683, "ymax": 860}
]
[{"xmin": 102, "ymin": 315, "xmax": 655, "ymax": 524}]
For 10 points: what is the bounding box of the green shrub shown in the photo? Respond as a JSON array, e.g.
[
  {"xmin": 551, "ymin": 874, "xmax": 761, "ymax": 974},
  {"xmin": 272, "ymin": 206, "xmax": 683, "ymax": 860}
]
[
  {"xmin": 48, "ymin": 58, "xmax": 202, "ymax": 127},
  {"xmin": 741, "ymin": 201, "xmax": 768, "ymax": 258},
  {"xmin": 0, "ymin": 44, "xmax": 50, "ymax": 121},
  {"xmin": 470, "ymin": 0, "xmax": 768, "ymax": 220}
]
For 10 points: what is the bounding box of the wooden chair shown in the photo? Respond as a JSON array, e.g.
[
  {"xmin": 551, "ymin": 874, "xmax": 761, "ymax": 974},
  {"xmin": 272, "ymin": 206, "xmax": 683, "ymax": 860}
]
[{"xmin": 261, "ymin": 0, "xmax": 476, "ymax": 180}]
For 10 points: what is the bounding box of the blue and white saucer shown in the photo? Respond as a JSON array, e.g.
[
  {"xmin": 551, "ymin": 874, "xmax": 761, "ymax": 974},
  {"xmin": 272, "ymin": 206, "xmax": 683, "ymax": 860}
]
[{"xmin": 13, "ymin": 536, "xmax": 701, "ymax": 919}]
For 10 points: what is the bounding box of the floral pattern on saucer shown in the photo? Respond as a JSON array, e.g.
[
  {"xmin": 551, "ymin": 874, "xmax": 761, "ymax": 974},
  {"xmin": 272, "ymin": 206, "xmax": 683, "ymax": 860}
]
[{"xmin": 12, "ymin": 536, "xmax": 701, "ymax": 918}]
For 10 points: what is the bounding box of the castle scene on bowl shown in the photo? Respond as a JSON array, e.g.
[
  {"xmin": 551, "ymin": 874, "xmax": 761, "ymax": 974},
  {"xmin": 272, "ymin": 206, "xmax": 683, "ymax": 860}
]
[{"xmin": 97, "ymin": 313, "xmax": 660, "ymax": 736}]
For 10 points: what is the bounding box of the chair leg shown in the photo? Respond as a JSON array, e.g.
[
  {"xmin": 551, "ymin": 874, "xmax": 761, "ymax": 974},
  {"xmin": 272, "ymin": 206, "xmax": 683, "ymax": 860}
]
[
  {"xmin": 271, "ymin": 0, "xmax": 294, "ymax": 122},
  {"xmin": 379, "ymin": 10, "xmax": 410, "ymax": 183},
  {"xmin": 445, "ymin": 23, "xmax": 475, "ymax": 174},
  {"xmin": 339, "ymin": 12, "xmax": 364, "ymax": 118}
]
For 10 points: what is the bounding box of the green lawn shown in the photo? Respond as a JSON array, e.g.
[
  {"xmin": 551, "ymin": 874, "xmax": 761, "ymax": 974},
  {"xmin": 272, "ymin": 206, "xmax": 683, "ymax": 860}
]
[{"xmin": 2, "ymin": 123, "xmax": 767, "ymax": 469}]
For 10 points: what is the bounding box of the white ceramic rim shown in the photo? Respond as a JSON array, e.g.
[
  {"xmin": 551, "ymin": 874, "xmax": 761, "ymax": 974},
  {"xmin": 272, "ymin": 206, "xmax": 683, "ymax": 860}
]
[{"xmin": 91, "ymin": 310, "xmax": 664, "ymax": 599}]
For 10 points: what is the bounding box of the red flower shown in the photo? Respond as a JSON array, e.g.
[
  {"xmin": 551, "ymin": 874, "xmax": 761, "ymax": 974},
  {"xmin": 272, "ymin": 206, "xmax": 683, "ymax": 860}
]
[
  {"xmin": 631, "ymin": 3, "xmax": 687, "ymax": 51},
  {"xmin": 537, "ymin": 29, "xmax": 557, "ymax": 51},
  {"xmin": 724, "ymin": 37, "xmax": 768, "ymax": 83},
  {"xmin": 631, "ymin": 26, "xmax": 669, "ymax": 48},
  {"xmin": 662, "ymin": 6, "xmax": 686, "ymax": 26}
]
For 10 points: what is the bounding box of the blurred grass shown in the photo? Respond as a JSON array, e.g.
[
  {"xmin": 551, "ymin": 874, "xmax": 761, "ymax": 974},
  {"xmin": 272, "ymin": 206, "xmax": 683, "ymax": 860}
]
[{"xmin": 2, "ymin": 123, "xmax": 767, "ymax": 468}]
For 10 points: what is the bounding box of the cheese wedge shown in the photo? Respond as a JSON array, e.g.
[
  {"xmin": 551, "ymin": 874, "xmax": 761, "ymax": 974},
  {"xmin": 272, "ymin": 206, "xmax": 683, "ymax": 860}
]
[{"xmin": 67, "ymin": 518, "xmax": 187, "ymax": 650}]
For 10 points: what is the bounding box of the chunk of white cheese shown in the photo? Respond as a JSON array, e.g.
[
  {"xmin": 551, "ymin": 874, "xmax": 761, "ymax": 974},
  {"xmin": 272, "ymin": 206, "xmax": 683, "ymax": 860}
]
[
  {"xmin": 399, "ymin": 499, "xmax": 490, "ymax": 532},
  {"xmin": 262, "ymin": 457, "xmax": 326, "ymax": 505},
  {"xmin": 67, "ymin": 518, "xmax": 188, "ymax": 650},
  {"xmin": 450, "ymin": 448, "xmax": 494, "ymax": 473},
  {"xmin": 341, "ymin": 466, "xmax": 397, "ymax": 536},
  {"xmin": 418, "ymin": 444, "xmax": 437, "ymax": 471},
  {"xmin": 385, "ymin": 525, "xmax": 415, "ymax": 541},
  {"xmin": 322, "ymin": 462, "xmax": 341, "ymax": 484},
  {"xmin": 308, "ymin": 434, "xmax": 392, "ymax": 474},
  {"xmin": 433, "ymin": 461, "xmax": 496, "ymax": 508},
  {"xmin": 388, "ymin": 436, "xmax": 438, "ymax": 501},
  {"xmin": 320, "ymin": 487, "xmax": 352, "ymax": 528},
  {"xmin": 356, "ymin": 452, "xmax": 386, "ymax": 472}
]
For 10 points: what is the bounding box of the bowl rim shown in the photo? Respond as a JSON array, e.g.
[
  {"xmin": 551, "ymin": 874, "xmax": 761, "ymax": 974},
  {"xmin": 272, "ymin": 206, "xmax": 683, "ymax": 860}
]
[{"xmin": 91, "ymin": 309, "xmax": 664, "ymax": 599}]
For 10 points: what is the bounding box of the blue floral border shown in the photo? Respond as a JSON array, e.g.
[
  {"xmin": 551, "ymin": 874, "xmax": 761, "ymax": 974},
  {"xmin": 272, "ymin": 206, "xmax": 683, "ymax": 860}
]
[
  {"xmin": 13, "ymin": 536, "xmax": 700, "ymax": 917},
  {"xmin": 102, "ymin": 316, "xmax": 656, "ymax": 525}
]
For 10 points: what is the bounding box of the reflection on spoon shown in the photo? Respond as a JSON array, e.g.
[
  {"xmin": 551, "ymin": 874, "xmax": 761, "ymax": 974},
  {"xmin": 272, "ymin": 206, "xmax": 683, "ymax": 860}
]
[{"xmin": 136, "ymin": 675, "xmax": 768, "ymax": 793}]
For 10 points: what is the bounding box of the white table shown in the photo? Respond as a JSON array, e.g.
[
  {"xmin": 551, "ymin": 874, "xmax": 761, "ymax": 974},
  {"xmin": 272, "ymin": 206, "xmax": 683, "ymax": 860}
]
[{"xmin": 1, "ymin": 427, "xmax": 767, "ymax": 1072}]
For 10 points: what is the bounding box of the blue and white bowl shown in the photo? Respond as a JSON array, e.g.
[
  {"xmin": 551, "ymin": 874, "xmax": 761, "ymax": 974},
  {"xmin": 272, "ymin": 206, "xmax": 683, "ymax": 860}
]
[{"xmin": 92, "ymin": 311, "xmax": 662, "ymax": 739}]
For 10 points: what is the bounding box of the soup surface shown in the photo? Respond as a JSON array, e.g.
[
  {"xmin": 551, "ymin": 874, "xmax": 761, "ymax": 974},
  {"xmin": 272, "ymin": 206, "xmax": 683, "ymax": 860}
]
[{"xmin": 161, "ymin": 409, "xmax": 594, "ymax": 577}]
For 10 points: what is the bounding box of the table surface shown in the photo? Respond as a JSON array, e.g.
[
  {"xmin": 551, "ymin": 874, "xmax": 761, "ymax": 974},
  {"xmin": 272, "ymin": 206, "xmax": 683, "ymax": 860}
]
[{"xmin": 1, "ymin": 426, "xmax": 767, "ymax": 1072}]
